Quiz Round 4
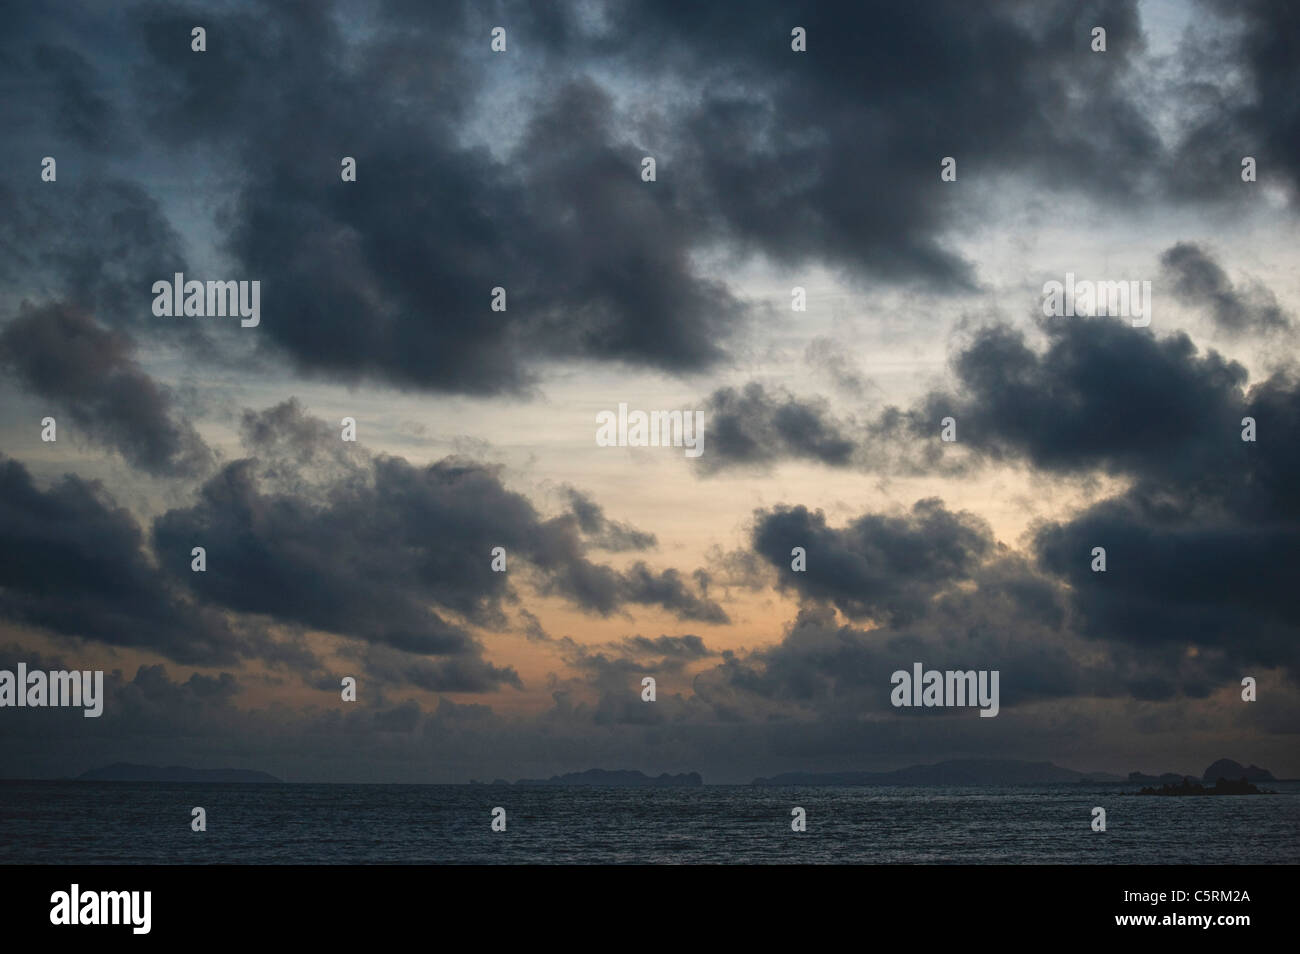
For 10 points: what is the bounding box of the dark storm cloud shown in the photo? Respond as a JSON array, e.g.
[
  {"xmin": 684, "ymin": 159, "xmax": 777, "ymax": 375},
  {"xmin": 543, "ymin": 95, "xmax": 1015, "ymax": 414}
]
[
  {"xmin": 0, "ymin": 179, "xmax": 189, "ymax": 332},
  {"xmin": 1035, "ymin": 493, "xmax": 1300, "ymax": 675},
  {"xmin": 0, "ymin": 656, "xmax": 248, "ymax": 755},
  {"xmin": 614, "ymin": 0, "xmax": 1159, "ymax": 288},
  {"xmin": 564, "ymin": 488, "xmax": 656, "ymax": 552},
  {"xmin": 0, "ymin": 1, "xmax": 742, "ymax": 393},
  {"xmin": 0, "ymin": 457, "xmax": 248, "ymax": 664},
  {"xmin": 345, "ymin": 643, "xmax": 522, "ymax": 694},
  {"xmin": 697, "ymin": 548, "xmax": 1250, "ymax": 722},
  {"xmin": 28, "ymin": 42, "xmax": 116, "ymax": 147},
  {"xmin": 908, "ymin": 314, "xmax": 1300, "ymax": 519},
  {"xmin": 567, "ymin": 649, "xmax": 674, "ymax": 682},
  {"xmin": 623, "ymin": 634, "xmax": 713, "ymax": 660},
  {"xmin": 530, "ymin": 547, "xmax": 727, "ymax": 623},
  {"xmin": 1160, "ymin": 242, "xmax": 1291, "ymax": 335},
  {"xmin": 0, "ymin": 2, "xmax": 126, "ymax": 153},
  {"xmin": 0, "ymin": 644, "xmax": 1283, "ymax": 782},
  {"xmin": 604, "ymin": 562, "xmax": 729, "ymax": 624},
  {"xmin": 885, "ymin": 315, "xmax": 1300, "ymax": 675},
  {"xmin": 0, "ymin": 301, "xmax": 213, "ymax": 477},
  {"xmin": 1235, "ymin": 368, "xmax": 1300, "ymax": 522},
  {"xmin": 153, "ymin": 418, "xmax": 727, "ymax": 652},
  {"xmin": 124, "ymin": 3, "xmax": 742, "ymax": 393},
  {"xmin": 852, "ymin": 307, "xmax": 1299, "ymax": 674},
  {"xmin": 11, "ymin": 0, "xmax": 1183, "ymax": 396},
  {"xmin": 704, "ymin": 309, "xmax": 1281, "ymax": 489},
  {"xmin": 111, "ymin": 663, "xmax": 242, "ymax": 716},
  {"xmin": 152, "ymin": 457, "xmax": 514, "ymax": 657},
  {"xmin": 1, "ymin": 629, "xmax": 1281, "ymax": 783},
  {"xmin": 507, "ymin": 79, "xmax": 744, "ymax": 373},
  {"xmin": 559, "ymin": 632, "xmax": 716, "ymax": 684},
  {"xmin": 1167, "ymin": 0, "xmax": 1300, "ymax": 204},
  {"xmin": 751, "ymin": 498, "xmax": 994, "ymax": 625},
  {"xmin": 3, "ymin": 397, "xmax": 726, "ymax": 691},
  {"xmin": 926, "ymin": 319, "xmax": 1250, "ymax": 480},
  {"xmin": 1027, "ymin": 362, "xmax": 1300, "ymax": 675},
  {"xmin": 702, "ymin": 601, "xmax": 1079, "ymax": 718},
  {"xmin": 5, "ymin": 0, "xmax": 1287, "ymax": 397},
  {"xmin": 718, "ymin": 369, "xmax": 1300, "ymax": 696},
  {"xmin": 238, "ymin": 398, "xmax": 335, "ymax": 462},
  {"xmin": 237, "ymin": 398, "xmax": 361, "ymax": 494},
  {"xmin": 701, "ymin": 382, "xmax": 857, "ymax": 472},
  {"xmin": 516, "ymin": 607, "xmax": 552, "ymax": 643},
  {"xmin": 694, "ymin": 377, "xmax": 976, "ymax": 478},
  {"xmin": 547, "ymin": 633, "xmax": 721, "ymax": 728}
]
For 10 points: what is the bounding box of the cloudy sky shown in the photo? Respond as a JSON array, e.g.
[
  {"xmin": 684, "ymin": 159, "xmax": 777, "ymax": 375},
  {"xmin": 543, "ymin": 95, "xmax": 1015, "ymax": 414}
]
[{"xmin": 2, "ymin": 0, "xmax": 1298, "ymax": 783}]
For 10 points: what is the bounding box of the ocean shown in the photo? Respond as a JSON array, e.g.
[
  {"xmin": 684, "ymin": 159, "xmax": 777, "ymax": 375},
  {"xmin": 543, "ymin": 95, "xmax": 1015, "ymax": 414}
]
[{"xmin": 3, "ymin": 780, "xmax": 1297, "ymax": 864}]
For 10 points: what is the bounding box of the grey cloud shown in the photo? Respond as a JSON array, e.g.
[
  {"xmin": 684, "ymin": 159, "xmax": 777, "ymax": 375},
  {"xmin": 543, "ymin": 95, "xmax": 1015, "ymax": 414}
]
[
  {"xmin": 701, "ymin": 382, "xmax": 857, "ymax": 472},
  {"xmin": 0, "ymin": 457, "xmax": 252, "ymax": 665},
  {"xmin": 1, "ymin": 301, "xmax": 213, "ymax": 477},
  {"xmin": 805, "ymin": 337, "xmax": 869, "ymax": 397},
  {"xmin": 1160, "ymin": 242, "xmax": 1291, "ymax": 335},
  {"xmin": 752, "ymin": 499, "xmax": 994, "ymax": 625},
  {"xmin": 564, "ymin": 488, "xmax": 656, "ymax": 552},
  {"xmin": 1166, "ymin": 0, "xmax": 1300, "ymax": 205},
  {"xmin": 151, "ymin": 409, "xmax": 726, "ymax": 669},
  {"xmin": 0, "ymin": 179, "xmax": 189, "ymax": 333}
]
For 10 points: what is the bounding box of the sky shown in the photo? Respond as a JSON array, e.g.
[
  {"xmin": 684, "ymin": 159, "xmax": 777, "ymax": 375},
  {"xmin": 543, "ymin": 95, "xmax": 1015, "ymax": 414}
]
[{"xmin": 1, "ymin": 0, "xmax": 1298, "ymax": 783}]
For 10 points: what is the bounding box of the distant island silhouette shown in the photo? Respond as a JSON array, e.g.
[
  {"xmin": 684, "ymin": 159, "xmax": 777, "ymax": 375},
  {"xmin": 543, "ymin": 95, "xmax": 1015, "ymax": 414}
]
[
  {"xmin": 1200, "ymin": 758, "xmax": 1274, "ymax": 782},
  {"xmin": 1138, "ymin": 778, "xmax": 1273, "ymax": 796},
  {"xmin": 77, "ymin": 763, "xmax": 281, "ymax": 783},
  {"xmin": 750, "ymin": 757, "xmax": 1278, "ymax": 787},
  {"xmin": 1127, "ymin": 759, "xmax": 1277, "ymax": 793},
  {"xmin": 752, "ymin": 759, "xmax": 1086, "ymax": 786},
  {"xmin": 46, "ymin": 757, "xmax": 1278, "ymax": 788}
]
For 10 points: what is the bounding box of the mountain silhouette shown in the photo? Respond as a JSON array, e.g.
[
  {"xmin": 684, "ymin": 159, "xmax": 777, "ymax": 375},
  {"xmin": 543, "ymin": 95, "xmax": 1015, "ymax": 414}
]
[{"xmin": 1201, "ymin": 759, "xmax": 1274, "ymax": 781}]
